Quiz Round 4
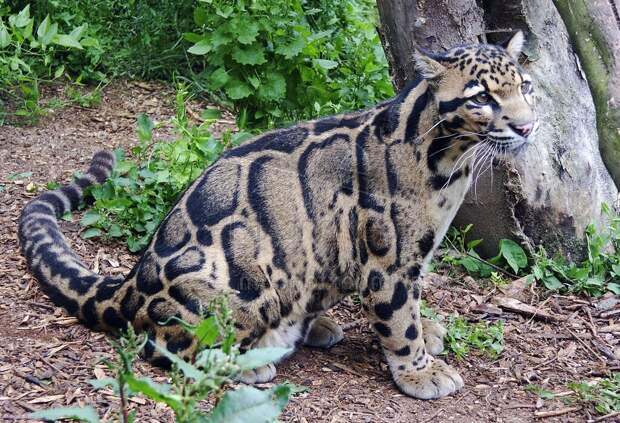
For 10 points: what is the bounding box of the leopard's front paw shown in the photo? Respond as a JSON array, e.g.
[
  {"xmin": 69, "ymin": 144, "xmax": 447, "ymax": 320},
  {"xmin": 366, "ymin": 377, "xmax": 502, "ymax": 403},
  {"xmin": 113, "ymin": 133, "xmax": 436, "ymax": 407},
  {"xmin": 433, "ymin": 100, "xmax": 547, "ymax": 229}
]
[
  {"xmin": 422, "ymin": 318, "xmax": 446, "ymax": 356},
  {"xmin": 392, "ymin": 357, "xmax": 463, "ymax": 399},
  {"xmin": 238, "ymin": 363, "xmax": 276, "ymax": 384}
]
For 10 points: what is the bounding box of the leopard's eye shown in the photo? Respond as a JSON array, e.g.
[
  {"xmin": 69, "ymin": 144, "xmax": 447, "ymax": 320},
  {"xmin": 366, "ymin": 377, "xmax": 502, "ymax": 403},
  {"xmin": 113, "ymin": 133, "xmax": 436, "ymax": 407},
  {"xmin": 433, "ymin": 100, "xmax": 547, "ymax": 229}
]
[
  {"xmin": 473, "ymin": 92, "xmax": 491, "ymax": 105},
  {"xmin": 521, "ymin": 81, "xmax": 532, "ymax": 94}
]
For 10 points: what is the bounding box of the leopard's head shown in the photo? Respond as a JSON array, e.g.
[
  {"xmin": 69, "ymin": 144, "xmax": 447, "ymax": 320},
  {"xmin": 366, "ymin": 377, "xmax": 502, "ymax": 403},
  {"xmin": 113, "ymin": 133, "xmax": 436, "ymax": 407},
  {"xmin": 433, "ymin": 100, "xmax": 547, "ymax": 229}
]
[{"xmin": 415, "ymin": 31, "xmax": 538, "ymax": 153}]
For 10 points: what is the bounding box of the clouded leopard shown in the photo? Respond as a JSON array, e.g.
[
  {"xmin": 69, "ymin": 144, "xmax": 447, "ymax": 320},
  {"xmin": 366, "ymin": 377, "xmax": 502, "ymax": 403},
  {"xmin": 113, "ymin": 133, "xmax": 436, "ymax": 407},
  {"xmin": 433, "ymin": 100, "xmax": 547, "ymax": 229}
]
[{"xmin": 19, "ymin": 31, "xmax": 537, "ymax": 399}]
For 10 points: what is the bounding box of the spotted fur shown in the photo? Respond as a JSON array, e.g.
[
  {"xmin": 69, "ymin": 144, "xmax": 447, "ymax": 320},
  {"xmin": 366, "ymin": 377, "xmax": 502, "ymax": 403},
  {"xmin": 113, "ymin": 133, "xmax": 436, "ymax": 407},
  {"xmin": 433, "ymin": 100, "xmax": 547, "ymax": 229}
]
[{"xmin": 19, "ymin": 33, "xmax": 537, "ymax": 399}]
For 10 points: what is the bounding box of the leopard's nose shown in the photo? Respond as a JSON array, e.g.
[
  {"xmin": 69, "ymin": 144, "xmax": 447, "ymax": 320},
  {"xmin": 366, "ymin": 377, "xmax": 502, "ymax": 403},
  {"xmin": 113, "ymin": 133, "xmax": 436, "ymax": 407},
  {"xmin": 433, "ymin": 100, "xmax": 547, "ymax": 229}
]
[{"xmin": 509, "ymin": 122, "xmax": 534, "ymax": 138}]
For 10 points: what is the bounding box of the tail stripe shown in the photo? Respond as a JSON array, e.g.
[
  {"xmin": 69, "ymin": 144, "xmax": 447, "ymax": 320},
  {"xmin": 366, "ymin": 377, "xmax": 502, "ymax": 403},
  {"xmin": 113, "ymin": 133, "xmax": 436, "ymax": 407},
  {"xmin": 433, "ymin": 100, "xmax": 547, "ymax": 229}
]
[
  {"xmin": 18, "ymin": 151, "xmax": 122, "ymax": 329},
  {"xmin": 60, "ymin": 184, "xmax": 82, "ymax": 209}
]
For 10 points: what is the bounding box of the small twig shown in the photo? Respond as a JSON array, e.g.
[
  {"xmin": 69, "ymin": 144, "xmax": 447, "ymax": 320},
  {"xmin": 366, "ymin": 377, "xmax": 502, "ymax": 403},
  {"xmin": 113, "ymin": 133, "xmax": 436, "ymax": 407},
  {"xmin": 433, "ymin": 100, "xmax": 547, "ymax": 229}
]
[
  {"xmin": 593, "ymin": 410, "xmax": 620, "ymax": 422},
  {"xmin": 585, "ymin": 309, "xmax": 598, "ymax": 337},
  {"xmin": 534, "ymin": 406, "xmax": 581, "ymax": 418},
  {"xmin": 13, "ymin": 369, "xmax": 46, "ymax": 388},
  {"xmin": 531, "ymin": 355, "xmax": 558, "ymax": 370},
  {"xmin": 566, "ymin": 327, "xmax": 606, "ymax": 364}
]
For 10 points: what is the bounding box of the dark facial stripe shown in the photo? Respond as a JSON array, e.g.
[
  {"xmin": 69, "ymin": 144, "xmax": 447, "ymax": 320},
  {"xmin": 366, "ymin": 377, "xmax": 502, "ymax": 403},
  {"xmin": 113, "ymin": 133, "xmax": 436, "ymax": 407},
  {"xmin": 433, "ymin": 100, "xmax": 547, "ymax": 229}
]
[{"xmin": 438, "ymin": 97, "xmax": 468, "ymax": 115}]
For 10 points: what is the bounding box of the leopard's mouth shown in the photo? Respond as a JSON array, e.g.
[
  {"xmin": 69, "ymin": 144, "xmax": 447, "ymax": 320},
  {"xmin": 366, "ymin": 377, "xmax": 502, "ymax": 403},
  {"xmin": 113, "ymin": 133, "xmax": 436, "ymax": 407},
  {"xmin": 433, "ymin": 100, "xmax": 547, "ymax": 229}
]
[{"xmin": 486, "ymin": 137, "xmax": 532, "ymax": 154}]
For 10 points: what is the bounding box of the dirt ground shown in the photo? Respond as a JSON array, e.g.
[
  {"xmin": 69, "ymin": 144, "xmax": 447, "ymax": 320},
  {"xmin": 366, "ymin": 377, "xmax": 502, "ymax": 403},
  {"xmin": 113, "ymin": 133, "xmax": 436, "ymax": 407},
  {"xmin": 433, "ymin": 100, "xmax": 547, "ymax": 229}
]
[{"xmin": 0, "ymin": 82, "xmax": 618, "ymax": 422}]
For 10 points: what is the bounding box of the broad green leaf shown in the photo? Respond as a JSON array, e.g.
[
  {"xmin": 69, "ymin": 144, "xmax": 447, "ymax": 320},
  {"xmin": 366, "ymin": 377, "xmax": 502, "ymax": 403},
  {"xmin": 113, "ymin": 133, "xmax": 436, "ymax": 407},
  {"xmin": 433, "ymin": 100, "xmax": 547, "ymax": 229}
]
[
  {"xmin": 258, "ymin": 72, "xmax": 286, "ymax": 101},
  {"xmin": 232, "ymin": 132, "xmax": 253, "ymax": 146},
  {"xmin": 201, "ymin": 108, "xmax": 221, "ymax": 120},
  {"xmin": 194, "ymin": 316, "xmax": 219, "ymax": 347},
  {"xmin": 211, "ymin": 26, "xmax": 232, "ymax": 47},
  {"xmin": 37, "ymin": 15, "xmax": 58, "ymax": 46},
  {"xmin": 275, "ymin": 37, "xmax": 306, "ymax": 59},
  {"xmin": 194, "ymin": 348, "xmax": 228, "ymax": 368},
  {"xmin": 82, "ymin": 228, "xmax": 102, "ymax": 239},
  {"xmin": 108, "ymin": 224, "xmax": 122, "ymax": 238},
  {"xmin": 209, "ymin": 67, "xmax": 229, "ymax": 89},
  {"xmin": 69, "ymin": 24, "xmax": 88, "ymax": 40},
  {"xmin": 193, "ymin": 7, "xmax": 208, "ymax": 26},
  {"xmin": 80, "ymin": 211, "xmax": 101, "ymax": 226},
  {"xmin": 247, "ymin": 75, "xmax": 260, "ymax": 89},
  {"xmin": 123, "ymin": 374, "xmax": 181, "ymax": 412},
  {"xmin": 313, "ymin": 59, "xmax": 338, "ymax": 70},
  {"xmin": 236, "ymin": 347, "xmax": 291, "ymax": 371},
  {"xmin": 225, "ymin": 80, "xmax": 252, "ymax": 100},
  {"xmin": 205, "ymin": 385, "xmax": 291, "ymax": 423},
  {"xmin": 29, "ymin": 406, "xmax": 100, "ymax": 423},
  {"xmin": 232, "ymin": 45, "xmax": 266, "ymax": 65},
  {"xmin": 216, "ymin": 5, "xmax": 234, "ymax": 18},
  {"xmin": 608, "ymin": 282, "xmax": 620, "ymax": 295},
  {"xmin": 188, "ymin": 39, "xmax": 211, "ymax": 55},
  {"xmin": 542, "ymin": 276, "xmax": 563, "ymax": 290},
  {"xmin": 499, "ymin": 239, "xmax": 527, "ymax": 273},
  {"xmin": 54, "ymin": 34, "xmax": 83, "ymax": 50},
  {"xmin": 12, "ymin": 5, "xmax": 31, "ymax": 28},
  {"xmin": 183, "ymin": 32, "xmax": 203, "ymax": 43},
  {"xmin": 153, "ymin": 343, "xmax": 205, "ymax": 380},
  {"xmin": 0, "ymin": 24, "xmax": 10, "ymax": 48},
  {"xmin": 54, "ymin": 65, "xmax": 65, "ymax": 79},
  {"xmin": 137, "ymin": 113, "xmax": 154, "ymax": 142},
  {"xmin": 236, "ymin": 22, "xmax": 259, "ymax": 45}
]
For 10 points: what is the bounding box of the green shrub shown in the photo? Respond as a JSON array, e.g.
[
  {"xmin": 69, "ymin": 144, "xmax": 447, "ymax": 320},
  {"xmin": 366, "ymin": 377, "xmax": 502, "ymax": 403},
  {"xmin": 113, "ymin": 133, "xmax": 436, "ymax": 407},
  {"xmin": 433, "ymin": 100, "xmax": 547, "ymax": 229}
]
[
  {"xmin": 81, "ymin": 85, "xmax": 252, "ymax": 252},
  {"xmin": 0, "ymin": 4, "xmax": 102, "ymax": 123},
  {"xmin": 27, "ymin": 0, "xmax": 196, "ymax": 80},
  {"xmin": 531, "ymin": 204, "xmax": 620, "ymax": 296},
  {"xmin": 186, "ymin": 0, "xmax": 394, "ymax": 127}
]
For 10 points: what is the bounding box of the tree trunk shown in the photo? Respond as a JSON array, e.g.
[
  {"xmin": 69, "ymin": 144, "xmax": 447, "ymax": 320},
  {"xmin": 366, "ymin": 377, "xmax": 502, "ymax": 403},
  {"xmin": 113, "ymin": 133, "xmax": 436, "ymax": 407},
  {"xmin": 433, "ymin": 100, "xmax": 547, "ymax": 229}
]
[
  {"xmin": 376, "ymin": 0, "xmax": 618, "ymax": 260},
  {"xmin": 553, "ymin": 0, "xmax": 620, "ymax": 188}
]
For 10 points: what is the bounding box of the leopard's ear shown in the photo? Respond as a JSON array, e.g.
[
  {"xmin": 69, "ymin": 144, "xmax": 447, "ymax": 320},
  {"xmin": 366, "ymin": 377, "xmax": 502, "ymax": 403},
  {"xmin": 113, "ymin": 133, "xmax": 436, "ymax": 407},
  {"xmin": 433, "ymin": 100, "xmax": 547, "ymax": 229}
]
[
  {"xmin": 413, "ymin": 50, "xmax": 447, "ymax": 80},
  {"xmin": 502, "ymin": 30, "xmax": 525, "ymax": 60}
]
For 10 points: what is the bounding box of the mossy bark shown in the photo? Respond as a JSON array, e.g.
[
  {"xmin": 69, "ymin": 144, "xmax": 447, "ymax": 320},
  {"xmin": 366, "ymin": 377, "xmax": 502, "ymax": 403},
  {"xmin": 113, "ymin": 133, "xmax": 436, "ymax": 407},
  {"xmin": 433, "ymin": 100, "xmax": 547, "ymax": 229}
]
[{"xmin": 553, "ymin": 0, "xmax": 620, "ymax": 188}]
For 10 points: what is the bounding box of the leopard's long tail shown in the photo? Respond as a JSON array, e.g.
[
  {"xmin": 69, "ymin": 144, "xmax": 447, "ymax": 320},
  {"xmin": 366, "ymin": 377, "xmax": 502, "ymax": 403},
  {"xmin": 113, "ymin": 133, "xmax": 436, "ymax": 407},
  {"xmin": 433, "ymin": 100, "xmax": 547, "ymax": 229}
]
[{"xmin": 18, "ymin": 151, "xmax": 125, "ymax": 328}]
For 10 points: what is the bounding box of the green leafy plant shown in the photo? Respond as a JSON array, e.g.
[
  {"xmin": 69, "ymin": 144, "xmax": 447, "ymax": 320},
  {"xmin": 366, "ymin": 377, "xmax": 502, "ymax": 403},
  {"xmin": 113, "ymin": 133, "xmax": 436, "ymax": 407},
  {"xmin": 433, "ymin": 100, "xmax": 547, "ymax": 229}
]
[
  {"xmin": 0, "ymin": 4, "xmax": 102, "ymax": 123},
  {"xmin": 30, "ymin": 296, "xmax": 300, "ymax": 422},
  {"xmin": 524, "ymin": 384, "xmax": 556, "ymax": 400},
  {"xmin": 568, "ymin": 374, "xmax": 620, "ymax": 415},
  {"xmin": 186, "ymin": 0, "xmax": 393, "ymax": 127},
  {"xmin": 422, "ymin": 301, "xmax": 504, "ymax": 360},
  {"xmin": 531, "ymin": 203, "xmax": 620, "ymax": 296},
  {"xmin": 443, "ymin": 316, "xmax": 504, "ymax": 360},
  {"xmin": 79, "ymin": 84, "xmax": 251, "ymax": 252},
  {"xmin": 442, "ymin": 225, "xmax": 529, "ymax": 278}
]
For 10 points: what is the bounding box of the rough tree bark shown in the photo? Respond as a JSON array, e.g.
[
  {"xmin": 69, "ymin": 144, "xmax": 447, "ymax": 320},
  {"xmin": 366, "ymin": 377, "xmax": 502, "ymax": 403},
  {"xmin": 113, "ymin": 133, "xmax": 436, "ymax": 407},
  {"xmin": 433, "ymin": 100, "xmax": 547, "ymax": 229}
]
[
  {"xmin": 553, "ymin": 0, "xmax": 620, "ymax": 187},
  {"xmin": 376, "ymin": 0, "xmax": 618, "ymax": 259}
]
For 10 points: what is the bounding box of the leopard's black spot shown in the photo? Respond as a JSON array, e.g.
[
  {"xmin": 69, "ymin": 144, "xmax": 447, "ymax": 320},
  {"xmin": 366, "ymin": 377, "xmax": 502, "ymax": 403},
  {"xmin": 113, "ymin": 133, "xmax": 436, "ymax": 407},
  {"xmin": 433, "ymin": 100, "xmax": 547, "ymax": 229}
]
[
  {"xmin": 394, "ymin": 346, "xmax": 411, "ymax": 356},
  {"xmin": 374, "ymin": 322, "xmax": 392, "ymax": 337},
  {"xmin": 136, "ymin": 252, "xmax": 163, "ymax": 295},
  {"xmin": 368, "ymin": 270, "xmax": 384, "ymax": 292},
  {"xmin": 154, "ymin": 209, "xmax": 190, "ymax": 257},
  {"xmin": 417, "ymin": 230, "xmax": 435, "ymax": 256},
  {"xmin": 103, "ymin": 307, "xmax": 126, "ymax": 330},
  {"xmin": 405, "ymin": 324, "xmax": 418, "ymax": 340},
  {"xmin": 120, "ymin": 286, "xmax": 145, "ymax": 322}
]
